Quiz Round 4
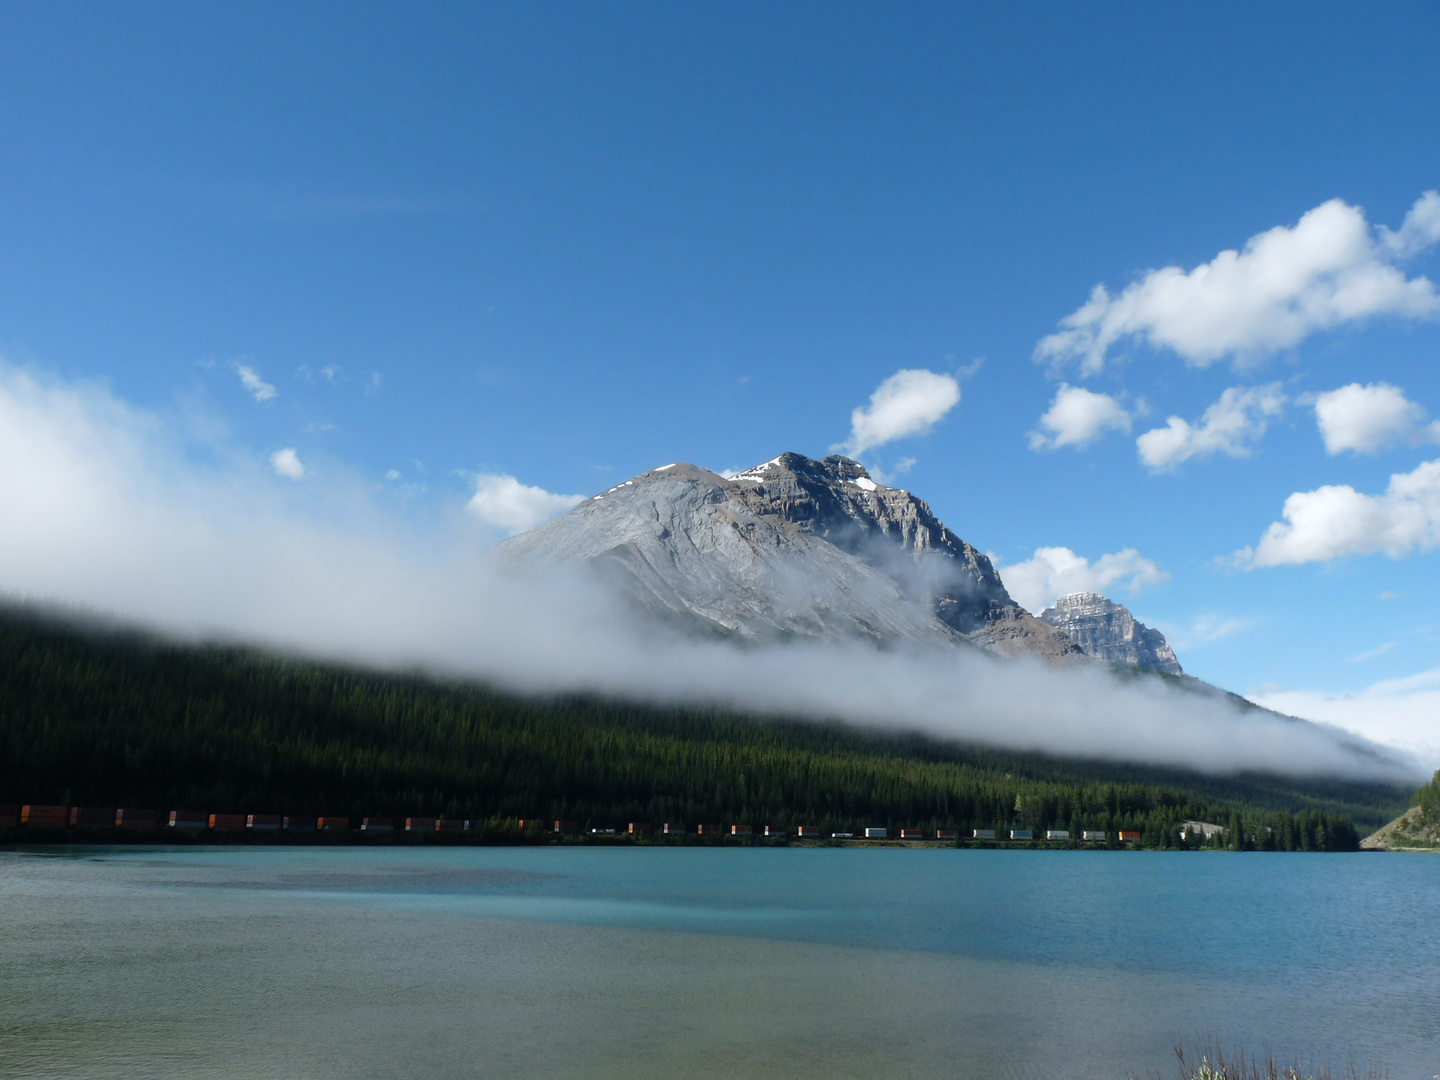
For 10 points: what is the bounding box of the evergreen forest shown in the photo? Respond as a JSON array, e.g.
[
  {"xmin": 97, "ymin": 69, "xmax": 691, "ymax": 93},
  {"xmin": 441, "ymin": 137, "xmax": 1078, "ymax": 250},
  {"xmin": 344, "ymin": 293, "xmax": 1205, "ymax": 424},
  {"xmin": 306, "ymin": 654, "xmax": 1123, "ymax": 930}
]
[{"xmin": 0, "ymin": 605, "xmax": 1414, "ymax": 851}]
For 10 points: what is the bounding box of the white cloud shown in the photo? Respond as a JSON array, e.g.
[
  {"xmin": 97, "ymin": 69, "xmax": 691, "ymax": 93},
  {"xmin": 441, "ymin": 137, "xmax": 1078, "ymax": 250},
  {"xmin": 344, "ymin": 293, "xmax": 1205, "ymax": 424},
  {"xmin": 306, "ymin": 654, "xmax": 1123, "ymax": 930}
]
[
  {"xmin": 837, "ymin": 369, "xmax": 960, "ymax": 457},
  {"xmin": 236, "ymin": 364, "xmax": 277, "ymax": 402},
  {"xmin": 1028, "ymin": 384, "xmax": 1130, "ymax": 451},
  {"xmin": 1036, "ymin": 191, "xmax": 1440, "ymax": 375},
  {"xmin": 0, "ymin": 358, "xmax": 1409, "ymax": 781},
  {"xmin": 1348, "ymin": 642, "xmax": 1396, "ymax": 664},
  {"xmin": 467, "ymin": 473, "xmax": 584, "ymax": 535},
  {"xmin": 1313, "ymin": 381, "xmax": 1440, "ymax": 454},
  {"xmin": 1136, "ymin": 384, "xmax": 1287, "ymax": 471},
  {"xmin": 1251, "ymin": 667, "xmax": 1440, "ymax": 770},
  {"xmin": 1163, "ymin": 613, "xmax": 1252, "ymax": 653},
  {"xmin": 997, "ymin": 546, "xmax": 1169, "ymax": 614},
  {"xmin": 297, "ymin": 364, "xmax": 344, "ymax": 384},
  {"xmin": 270, "ymin": 448, "xmax": 304, "ymax": 479},
  {"xmin": 1379, "ymin": 189, "xmax": 1440, "ymax": 259},
  {"xmin": 1239, "ymin": 457, "xmax": 1440, "ymax": 567},
  {"xmin": 867, "ymin": 456, "xmax": 916, "ymax": 486}
]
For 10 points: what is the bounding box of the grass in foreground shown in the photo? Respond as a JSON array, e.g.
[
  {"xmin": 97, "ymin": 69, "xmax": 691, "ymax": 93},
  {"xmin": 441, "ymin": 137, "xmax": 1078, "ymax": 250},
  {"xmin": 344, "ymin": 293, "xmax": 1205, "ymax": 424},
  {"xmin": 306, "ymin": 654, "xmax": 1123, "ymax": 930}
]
[{"xmin": 1135, "ymin": 1037, "xmax": 1386, "ymax": 1080}]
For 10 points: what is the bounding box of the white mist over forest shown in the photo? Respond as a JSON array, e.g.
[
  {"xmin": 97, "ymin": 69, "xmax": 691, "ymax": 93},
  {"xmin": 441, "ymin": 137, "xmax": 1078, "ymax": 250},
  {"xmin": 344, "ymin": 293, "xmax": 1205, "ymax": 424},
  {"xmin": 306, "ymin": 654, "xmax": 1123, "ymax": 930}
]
[{"xmin": 0, "ymin": 360, "xmax": 1416, "ymax": 781}]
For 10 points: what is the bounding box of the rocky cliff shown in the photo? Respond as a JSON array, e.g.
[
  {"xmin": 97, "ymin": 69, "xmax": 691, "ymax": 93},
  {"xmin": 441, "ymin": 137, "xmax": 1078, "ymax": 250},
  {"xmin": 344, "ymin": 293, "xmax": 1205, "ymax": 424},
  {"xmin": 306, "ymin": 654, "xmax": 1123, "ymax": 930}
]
[
  {"xmin": 498, "ymin": 452, "xmax": 1082, "ymax": 663},
  {"xmin": 1038, "ymin": 592, "xmax": 1183, "ymax": 674}
]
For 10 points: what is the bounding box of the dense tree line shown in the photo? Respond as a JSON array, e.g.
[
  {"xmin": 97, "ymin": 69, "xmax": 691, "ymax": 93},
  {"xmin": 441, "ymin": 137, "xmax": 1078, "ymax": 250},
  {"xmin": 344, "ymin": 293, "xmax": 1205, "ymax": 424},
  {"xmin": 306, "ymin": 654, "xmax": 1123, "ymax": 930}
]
[
  {"xmin": 1417, "ymin": 769, "xmax": 1440, "ymax": 821},
  {"xmin": 0, "ymin": 606, "xmax": 1405, "ymax": 849}
]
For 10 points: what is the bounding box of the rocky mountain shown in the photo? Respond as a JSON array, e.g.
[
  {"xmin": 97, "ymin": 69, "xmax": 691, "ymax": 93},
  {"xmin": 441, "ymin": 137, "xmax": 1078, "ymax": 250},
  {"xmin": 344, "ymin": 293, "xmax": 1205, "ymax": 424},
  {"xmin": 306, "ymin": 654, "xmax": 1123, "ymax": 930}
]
[
  {"xmin": 499, "ymin": 452, "xmax": 1082, "ymax": 663},
  {"xmin": 1038, "ymin": 592, "xmax": 1183, "ymax": 674}
]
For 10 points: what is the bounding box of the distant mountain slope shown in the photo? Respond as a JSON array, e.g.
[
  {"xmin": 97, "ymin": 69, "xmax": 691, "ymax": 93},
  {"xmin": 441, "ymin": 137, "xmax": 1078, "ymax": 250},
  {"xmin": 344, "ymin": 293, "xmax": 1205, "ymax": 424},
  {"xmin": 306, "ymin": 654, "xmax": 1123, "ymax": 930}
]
[
  {"xmin": 1040, "ymin": 592, "xmax": 1183, "ymax": 674},
  {"xmin": 499, "ymin": 453, "xmax": 1081, "ymax": 663}
]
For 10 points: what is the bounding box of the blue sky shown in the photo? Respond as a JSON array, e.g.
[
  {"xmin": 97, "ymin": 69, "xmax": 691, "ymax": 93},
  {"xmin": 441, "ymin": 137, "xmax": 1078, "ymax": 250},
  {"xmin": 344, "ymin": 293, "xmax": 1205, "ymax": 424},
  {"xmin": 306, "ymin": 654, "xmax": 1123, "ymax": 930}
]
[{"xmin": 3, "ymin": 4, "xmax": 1440, "ymax": 759}]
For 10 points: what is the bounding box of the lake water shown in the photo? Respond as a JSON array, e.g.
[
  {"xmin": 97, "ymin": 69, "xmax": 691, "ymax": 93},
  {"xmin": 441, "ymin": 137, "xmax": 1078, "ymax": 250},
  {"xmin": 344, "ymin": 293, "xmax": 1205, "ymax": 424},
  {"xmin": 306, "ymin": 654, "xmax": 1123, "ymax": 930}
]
[{"xmin": 0, "ymin": 846, "xmax": 1435, "ymax": 1079}]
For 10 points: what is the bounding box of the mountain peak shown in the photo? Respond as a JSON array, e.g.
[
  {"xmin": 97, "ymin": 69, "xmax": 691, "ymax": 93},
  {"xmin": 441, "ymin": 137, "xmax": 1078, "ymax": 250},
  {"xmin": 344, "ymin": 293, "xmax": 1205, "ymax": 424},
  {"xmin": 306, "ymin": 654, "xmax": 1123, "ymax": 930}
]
[
  {"xmin": 501, "ymin": 450, "xmax": 1082, "ymax": 662},
  {"xmin": 1039, "ymin": 592, "xmax": 1183, "ymax": 674},
  {"xmin": 728, "ymin": 452, "xmax": 878, "ymax": 489}
]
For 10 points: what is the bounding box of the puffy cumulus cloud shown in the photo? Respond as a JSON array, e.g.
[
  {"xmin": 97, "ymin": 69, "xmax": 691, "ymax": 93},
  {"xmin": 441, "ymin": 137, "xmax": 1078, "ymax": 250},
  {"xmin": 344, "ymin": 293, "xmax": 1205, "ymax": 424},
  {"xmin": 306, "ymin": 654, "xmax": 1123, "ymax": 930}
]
[
  {"xmin": 1027, "ymin": 384, "xmax": 1130, "ymax": 451},
  {"xmin": 1313, "ymin": 381, "xmax": 1440, "ymax": 455},
  {"xmin": 1136, "ymin": 384, "xmax": 1287, "ymax": 472},
  {"xmin": 837, "ymin": 369, "xmax": 960, "ymax": 457},
  {"xmin": 236, "ymin": 364, "xmax": 277, "ymax": 402},
  {"xmin": 1379, "ymin": 189, "xmax": 1440, "ymax": 259},
  {"xmin": 1036, "ymin": 192, "xmax": 1440, "ymax": 375},
  {"xmin": 997, "ymin": 546, "xmax": 1169, "ymax": 615},
  {"xmin": 467, "ymin": 473, "xmax": 584, "ymax": 535},
  {"xmin": 1239, "ymin": 458, "xmax": 1440, "ymax": 567},
  {"xmin": 270, "ymin": 448, "xmax": 305, "ymax": 479},
  {"xmin": 0, "ymin": 358, "xmax": 1413, "ymax": 781},
  {"xmin": 1251, "ymin": 667, "xmax": 1440, "ymax": 770}
]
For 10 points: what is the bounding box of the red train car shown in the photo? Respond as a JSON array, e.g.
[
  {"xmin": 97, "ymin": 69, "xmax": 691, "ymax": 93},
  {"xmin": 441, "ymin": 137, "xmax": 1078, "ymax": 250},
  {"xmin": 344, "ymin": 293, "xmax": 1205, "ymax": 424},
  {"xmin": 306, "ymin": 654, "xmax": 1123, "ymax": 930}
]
[{"xmin": 22, "ymin": 805, "xmax": 68, "ymax": 826}]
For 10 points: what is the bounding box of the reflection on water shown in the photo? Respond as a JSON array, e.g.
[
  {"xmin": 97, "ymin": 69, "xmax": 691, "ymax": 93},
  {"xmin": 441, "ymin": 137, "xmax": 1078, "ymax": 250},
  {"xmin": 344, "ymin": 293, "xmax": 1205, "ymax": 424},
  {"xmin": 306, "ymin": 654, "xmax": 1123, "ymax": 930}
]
[{"xmin": 0, "ymin": 847, "xmax": 1435, "ymax": 1079}]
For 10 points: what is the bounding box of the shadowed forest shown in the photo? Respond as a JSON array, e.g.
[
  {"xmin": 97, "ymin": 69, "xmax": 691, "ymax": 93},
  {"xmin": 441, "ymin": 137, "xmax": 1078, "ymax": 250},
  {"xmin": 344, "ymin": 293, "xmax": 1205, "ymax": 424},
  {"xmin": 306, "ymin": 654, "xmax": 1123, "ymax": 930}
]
[{"xmin": 0, "ymin": 606, "xmax": 1410, "ymax": 849}]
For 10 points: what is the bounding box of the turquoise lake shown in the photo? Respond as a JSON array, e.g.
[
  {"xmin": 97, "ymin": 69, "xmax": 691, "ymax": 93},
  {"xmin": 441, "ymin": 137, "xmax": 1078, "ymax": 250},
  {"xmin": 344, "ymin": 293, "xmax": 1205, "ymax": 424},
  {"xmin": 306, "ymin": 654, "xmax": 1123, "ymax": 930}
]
[{"xmin": 0, "ymin": 846, "xmax": 1435, "ymax": 1079}]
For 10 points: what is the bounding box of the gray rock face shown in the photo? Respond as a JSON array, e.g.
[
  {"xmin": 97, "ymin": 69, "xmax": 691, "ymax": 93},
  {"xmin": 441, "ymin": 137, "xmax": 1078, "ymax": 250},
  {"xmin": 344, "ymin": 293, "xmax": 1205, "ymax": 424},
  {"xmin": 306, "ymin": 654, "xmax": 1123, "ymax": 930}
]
[
  {"xmin": 498, "ymin": 452, "xmax": 1082, "ymax": 663},
  {"xmin": 1037, "ymin": 592, "xmax": 1183, "ymax": 674}
]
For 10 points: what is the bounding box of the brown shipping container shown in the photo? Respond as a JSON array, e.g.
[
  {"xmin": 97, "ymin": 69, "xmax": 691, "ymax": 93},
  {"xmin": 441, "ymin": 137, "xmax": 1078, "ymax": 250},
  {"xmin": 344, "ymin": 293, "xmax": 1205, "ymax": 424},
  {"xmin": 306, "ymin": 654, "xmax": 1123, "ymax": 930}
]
[
  {"xmin": 69, "ymin": 807, "xmax": 114, "ymax": 827},
  {"xmin": 434, "ymin": 818, "xmax": 468, "ymax": 832},
  {"xmin": 360, "ymin": 817, "xmax": 392, "ymax": 831},
  {"xmin": 209, "ymin": 814, "xmax": 246, "ymax": 830},
  {"xmin": 696, "ymin": 824, "xmax": 719, "ymax": 835},
  {"xmin": 247, "ymin": 814, "xmax": 282, "ymax": 830},
  {"xmin": 22, "ymin": 805, "xmax": 68, "ymax": 826},
  {"xmin": 553, "ymin": 820, "xmax": 579, "ymax": 834},
  {"xmin": 628, "ymin": 822, "xmax": 650, "ymax": 835},
  {"xmin": 115, "ymin": 809, "xmax": 156, "ymax": 828},
  {"xmin": 405, "ymin": 817, "xmax": 435, "ymax": 832},
  {"xmin": 316, "ymin": 817, "xmax": 349, "ymax": 830},
  {"xmin": 283, "ymin": 816, "xmax": 317, "ymax": 830},
  {"xmin": 170, "ymin": 810, "xmax": 207, "ymax": 828},
  {"xmin": 0, "ymin": 804, "xmax": 19, "ymax": 825}
]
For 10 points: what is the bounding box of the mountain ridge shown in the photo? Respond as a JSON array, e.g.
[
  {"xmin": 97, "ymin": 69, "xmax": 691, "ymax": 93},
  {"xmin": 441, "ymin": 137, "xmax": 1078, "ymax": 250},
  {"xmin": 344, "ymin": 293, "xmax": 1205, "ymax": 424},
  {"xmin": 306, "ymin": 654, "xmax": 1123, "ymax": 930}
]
[{"xmin": 500, "ymin": 452, "xmax": 1082, "ymax": 663}]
